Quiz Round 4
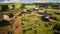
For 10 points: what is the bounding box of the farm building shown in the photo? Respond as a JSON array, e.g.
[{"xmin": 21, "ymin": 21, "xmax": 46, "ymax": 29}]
[{"xmin": 0, "ymin": 14, "xmax": 21, "ymax": 34}]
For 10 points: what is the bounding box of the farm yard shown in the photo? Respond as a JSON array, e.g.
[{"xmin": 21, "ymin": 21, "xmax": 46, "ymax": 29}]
[{"xmin": 0, "ymin": 3, "xmax": 60, "ymax": 34}]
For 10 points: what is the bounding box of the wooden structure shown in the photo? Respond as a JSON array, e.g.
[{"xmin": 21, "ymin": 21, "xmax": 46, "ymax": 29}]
[{"xmin": 0, "ymin": 14, "xmax": 21, "ymax": 34}]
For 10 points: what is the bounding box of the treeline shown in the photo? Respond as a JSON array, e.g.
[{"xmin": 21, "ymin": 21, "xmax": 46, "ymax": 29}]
[
  {"xmin": 0, "ymin": 3, "xmax": 60, "ymax": 11},
  {"xmin": 0, "ymin": 4, "xmax": 15, "ymax": 11},
  {"xmin": 0, "ymin": 4, "xmax": 26, "ymax": 11}
]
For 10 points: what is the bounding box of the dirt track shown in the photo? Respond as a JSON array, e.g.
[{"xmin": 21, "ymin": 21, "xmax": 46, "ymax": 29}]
[
  {"xmin": 6, "ymin": 10, "xmax": 58, "ymax": 34},
  {"xmin": 12, "ymin": 16, "xmax": 21, "ymax": 34}
]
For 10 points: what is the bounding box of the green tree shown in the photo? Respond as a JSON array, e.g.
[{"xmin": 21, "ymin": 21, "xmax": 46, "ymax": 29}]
[
  {"xmin": 53, "ymin": 24, "xmax": 60, "ymax": 34},
  {"xmin": 1, "ymin": 5, "xmax": 9, "ymax": 11},
  {"xmin": 12, "ymin": 5, "xmax": 15, "ymax": 10}
]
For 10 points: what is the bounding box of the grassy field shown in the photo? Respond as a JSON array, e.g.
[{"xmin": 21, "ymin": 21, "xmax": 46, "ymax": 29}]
[
  {"xmin": 21, "ymin": 9, "xmax": 60, "ymax": 34},
  {"xmin": 0, "ymin": 3, "xmax": 60, "ymax": 34},
  {"xmin": 21, "ymin": 15, "xmax": 53, "ymax": 34},
  {"xmin": 0, "ymin": 8, "xmax": 60, "ymax": 34}
]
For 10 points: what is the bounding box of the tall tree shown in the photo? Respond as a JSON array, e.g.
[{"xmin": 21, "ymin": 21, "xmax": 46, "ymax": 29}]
[
  {"xmin": 12, "ymin": 4, "xmax": 15, "ymax": 10},
  {"xmin": 1, "ymin": 5, "xmax": 9, "ymax": 11}
]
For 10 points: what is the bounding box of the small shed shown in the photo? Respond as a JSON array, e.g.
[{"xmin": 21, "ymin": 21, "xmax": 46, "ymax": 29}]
[
  {"xmin": 41, "ymin": 15, "xmax": 49, "ymax": 21},
  {"xmin": 0, "ymin": 14, "xmax": 12, "ymax": 26},
  {"xmin": 37, "ymin": 10, "xmax": 46, "ymax": 14}
]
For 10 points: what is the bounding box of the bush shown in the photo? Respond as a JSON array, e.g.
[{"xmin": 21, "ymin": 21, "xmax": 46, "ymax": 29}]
[
  {"xmin": 53, "ymin": 24, "xmax": 60, "ymax": 34},
  {"xmin": 11, "ymin": 5, "xmax": 15, "ymax": 10},
  {"xmin": 1, "ymin": 5, "xmax": 9, "ymax": 11}
]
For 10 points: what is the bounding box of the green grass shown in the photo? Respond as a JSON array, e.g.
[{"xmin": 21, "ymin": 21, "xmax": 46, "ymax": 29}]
[
  {"xmin": 21, "ymin": 15, "xmax": 54, "ymax": 34},
  {"xmin": 45, "ymin": 9, "xmax": 60, "ymax": 22},
  {"xmin": 21, "ymin": 9, "xmax": 60, "ymax": 34},
  {"xmin": 0, "ymin": 3, "xmax": 60, "ymax": 34}
]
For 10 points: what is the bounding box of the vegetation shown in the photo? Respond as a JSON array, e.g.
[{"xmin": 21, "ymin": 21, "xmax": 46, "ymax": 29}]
[
  {"xmin": 0, "ymin": 3, "xmax": 60, "ymax": 34},
  {"xmin": 1, "ymin": 5, "xmax": 9, "ymax": 11}
]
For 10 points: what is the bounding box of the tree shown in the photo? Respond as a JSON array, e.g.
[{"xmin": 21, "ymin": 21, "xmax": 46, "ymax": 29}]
[
  {"xmin": 12, "ymin": 5, "xmax": 15, "ymax": 10},
  {"xmin": 53, "ymin": 24, "xmax": 60, "ymax": 34},
  {"xmin": 20, "ymin": 4, "xmax": 25, "ymax": 10},
  {"xmin": 1, "ymin": 5, "xmax": 9, "ymax": 11}
]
